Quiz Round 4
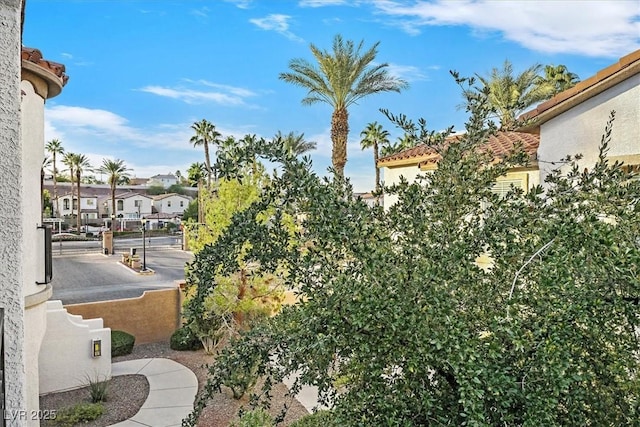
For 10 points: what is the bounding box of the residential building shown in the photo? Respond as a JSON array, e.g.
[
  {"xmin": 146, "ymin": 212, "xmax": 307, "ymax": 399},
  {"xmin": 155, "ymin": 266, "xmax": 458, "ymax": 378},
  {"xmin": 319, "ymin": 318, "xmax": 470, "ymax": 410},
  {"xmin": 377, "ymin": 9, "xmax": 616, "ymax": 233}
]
[
  {"xmin": 100, "ymin": 192, "xmax": 154, "ymax": 219},
  {"xmin": 147, "ymin": 173, "xmax": 177, "ymax": 189},
  {"xmin": 520, "ymin": 49, "xmax": 640, "ymax": 185},
  {"xmin": 378, "ymin": 131, "xmax": 541, "ymax": 208},
  {"xmin": 379, "ymin": 49, "xmax": 640, "ymax": 207},
  {"xmin": 152, "ymin": 193, "xmax": 191, "ymax": 216},
  {"xmin": 55, "ymin": 191, "xmax": 100, "ymax": 219}
]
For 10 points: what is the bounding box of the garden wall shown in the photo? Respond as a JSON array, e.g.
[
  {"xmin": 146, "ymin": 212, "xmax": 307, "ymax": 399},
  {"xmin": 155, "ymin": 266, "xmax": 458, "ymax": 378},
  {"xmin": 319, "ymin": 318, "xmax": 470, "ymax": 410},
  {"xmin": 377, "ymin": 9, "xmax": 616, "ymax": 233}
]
[{"xmin": 65, "ymin": 287, "xmax": 182, "ymax": 344}]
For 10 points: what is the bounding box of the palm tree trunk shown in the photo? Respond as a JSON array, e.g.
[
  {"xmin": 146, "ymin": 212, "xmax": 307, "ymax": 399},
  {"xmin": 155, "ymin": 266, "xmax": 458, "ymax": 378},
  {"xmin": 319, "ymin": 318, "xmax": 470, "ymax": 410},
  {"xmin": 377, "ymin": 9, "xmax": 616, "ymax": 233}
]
[
  {"xmin": 70, "ymin": 165, "xmax": 75, "ymax": 220},
  {"xmin": 203, "ymin": 142, "xmax": 212, "ymax": 186},
  {"xmin": 53, "ymin": 154, "xmax": 59, "ymax": 217},
  {"xmin": 331, "ymin": 107, "xmax": 349, "ymax": 181},
  {"xmin": 76, "ymin": 169, "xmax": 82, "ymax": 233},
  {"xmin": 373, "ymin": 142, "xmax": 380, "ymax": 193},
  {"xmin": 111, "ymin": 183, "xmax": 116, "ymax": 232}
]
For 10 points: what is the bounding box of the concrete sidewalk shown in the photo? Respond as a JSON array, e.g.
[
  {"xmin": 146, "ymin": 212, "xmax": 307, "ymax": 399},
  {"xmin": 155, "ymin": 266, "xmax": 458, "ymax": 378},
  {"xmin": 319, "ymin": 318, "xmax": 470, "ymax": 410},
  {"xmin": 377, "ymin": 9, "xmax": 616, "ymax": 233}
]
[{"xmin": 109, "ymin": 358, "xmax": 198, "ymax": 427}]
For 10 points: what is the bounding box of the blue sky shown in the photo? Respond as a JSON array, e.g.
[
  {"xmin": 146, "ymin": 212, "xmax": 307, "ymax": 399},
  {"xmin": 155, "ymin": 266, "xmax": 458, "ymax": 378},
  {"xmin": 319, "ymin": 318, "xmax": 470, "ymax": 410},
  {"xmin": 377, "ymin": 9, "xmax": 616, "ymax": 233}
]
[{"xmin": 25, "ymin": 0, "xmax": 640, "ymax": 191}]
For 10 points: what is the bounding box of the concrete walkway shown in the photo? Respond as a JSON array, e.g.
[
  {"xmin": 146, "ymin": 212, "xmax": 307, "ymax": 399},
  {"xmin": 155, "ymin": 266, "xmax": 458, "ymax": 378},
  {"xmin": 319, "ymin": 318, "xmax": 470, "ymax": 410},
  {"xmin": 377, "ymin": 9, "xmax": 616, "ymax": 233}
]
[{"xmin": 109, "ymin": 358, "xmax": 198, "ymax": 427}]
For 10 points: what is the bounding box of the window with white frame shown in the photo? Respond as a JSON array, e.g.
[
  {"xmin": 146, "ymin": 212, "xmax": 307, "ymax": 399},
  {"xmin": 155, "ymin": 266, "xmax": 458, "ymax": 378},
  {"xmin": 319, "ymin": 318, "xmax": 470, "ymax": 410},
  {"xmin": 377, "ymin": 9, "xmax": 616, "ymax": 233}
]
[
  {"xmin": 167, "ymin": 200, "xmax": 172, "ymax": 207},
  {"xmin": 180, "ymin": 200, "xmax": 184, "ymax": 207},
  {"xmin": 117, "ymin": 200, "xmax": 124, "ymax": 211},
  {"xmin": 134, "ymin": 200, "xmax": 142, "ymax": 208},
  {"xmin": 63, "ymin": 199, "xmax": 70, "ymax": 210}
]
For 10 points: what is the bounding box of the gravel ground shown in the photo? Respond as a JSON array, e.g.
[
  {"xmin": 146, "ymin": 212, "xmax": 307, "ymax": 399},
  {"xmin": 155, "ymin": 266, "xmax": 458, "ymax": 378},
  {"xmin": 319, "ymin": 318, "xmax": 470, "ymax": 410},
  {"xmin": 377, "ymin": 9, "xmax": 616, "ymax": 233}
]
[{"xmin": 40, "ymin": 340, "xmax": 309, "ymax": 426}]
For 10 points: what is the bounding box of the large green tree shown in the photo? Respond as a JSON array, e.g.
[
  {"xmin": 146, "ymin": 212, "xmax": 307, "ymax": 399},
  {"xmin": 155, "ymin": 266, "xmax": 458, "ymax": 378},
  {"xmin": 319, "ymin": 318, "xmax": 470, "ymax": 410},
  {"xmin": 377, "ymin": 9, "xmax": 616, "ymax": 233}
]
[
  {"xmin": 280, "ymin": 34, "xmax": 408, "ymax": 180},
  {"xmin": 45, "ymin": 138, "xmax": 65, "ymax": 217},
  {"xmin": 359, "ymin": 122, "xmax": 389, "ymax": 192},
  {"xmin": 476, "ymin": 60, "xmax": 553, "ymax": 129},
  {"xmin": 97, "ymin": 159, "xmax": 131, "ymax": 231},
  {"xmin": 183, "ymin": 79, "xmax": 640, "ymax": 426},
  {"xmin": 190, "ymin": 119, "xmax": 221, "ymax": 185}
]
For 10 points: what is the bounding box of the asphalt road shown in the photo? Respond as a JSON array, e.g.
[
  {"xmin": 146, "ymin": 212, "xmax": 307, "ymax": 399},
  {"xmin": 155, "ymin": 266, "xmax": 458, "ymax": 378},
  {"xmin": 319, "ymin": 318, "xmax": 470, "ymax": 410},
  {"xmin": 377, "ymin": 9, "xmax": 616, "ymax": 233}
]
[{"xmin": 50, "ymin": 249, "xmax": 194, "ymax": 305}]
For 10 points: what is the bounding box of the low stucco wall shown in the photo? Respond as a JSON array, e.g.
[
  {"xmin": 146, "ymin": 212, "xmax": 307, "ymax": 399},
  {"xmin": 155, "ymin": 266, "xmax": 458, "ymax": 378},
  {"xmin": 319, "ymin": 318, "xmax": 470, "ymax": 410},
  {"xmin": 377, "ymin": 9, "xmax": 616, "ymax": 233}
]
[
  {"xmin": 65, "ymin": 287, "xmax": 181, "ymax": 344},
  {"xmin": 40, "ymin": 300, "xmax": 111, "ymax": 394}
]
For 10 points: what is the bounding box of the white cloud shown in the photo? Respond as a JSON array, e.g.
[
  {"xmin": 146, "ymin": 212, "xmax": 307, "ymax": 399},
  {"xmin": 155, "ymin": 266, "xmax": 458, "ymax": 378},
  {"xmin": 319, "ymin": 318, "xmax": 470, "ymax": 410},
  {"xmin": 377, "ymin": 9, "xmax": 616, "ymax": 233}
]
[
  {"xmin": 299, "ymin": 0, "xmax": 351, "ymax": 7},
  {"xmin": 371, "ymin": 0, "xmax": 640, "ymax": 57},
  {"xmin": 224, "ymin": 0, "xmax": 253, "ymax": 9},
  {"xmin": 138, "ymin": 79, "xmax": 258, "ymax": 106},
  {"xmin": 386, "ymin": 63, "xmax": 430, "ymax": 81},
  {"xmin": 249, "ymin": 14, "xmax": 304, "ymax": 42},
  {"xmin": 190, "ymin": 7, "xmax": 210, "ymax": 18},
  {"xmin": 45, "ymin": 106, "xmax": 192, "ymax": 151}
]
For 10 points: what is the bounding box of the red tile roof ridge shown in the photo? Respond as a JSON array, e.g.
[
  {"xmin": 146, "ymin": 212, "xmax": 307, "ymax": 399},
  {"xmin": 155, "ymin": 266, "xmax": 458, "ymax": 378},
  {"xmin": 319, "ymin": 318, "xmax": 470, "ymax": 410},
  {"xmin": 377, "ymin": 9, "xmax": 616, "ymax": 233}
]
[
  {"xmin": 378, "ymin": 131, "xmax": 539, "ymax": 165},
  {"xmin": 21, "ymin": 46, "xmax": 69, "ymax": 86}
]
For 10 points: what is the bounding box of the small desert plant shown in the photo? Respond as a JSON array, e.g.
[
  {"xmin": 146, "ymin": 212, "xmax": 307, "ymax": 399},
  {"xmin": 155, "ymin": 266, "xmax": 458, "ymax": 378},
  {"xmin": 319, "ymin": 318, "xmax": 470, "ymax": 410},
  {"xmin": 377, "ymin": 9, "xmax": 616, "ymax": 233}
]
[
  {"xmin": 85, "ymin": 374, "xmax": 109, "ymax": 403},
  {"xmin": 54, "ymin": 403, "xmax": 104, "ymax": 426},
  {"xmin": 170, "ymin": 326, "xmax": 204, "ymax": 351},
  {"xmin": 231, "ymin": 408, "xmax": 274, "ymax": 427},
  {"xmin": 111, "ymin": 330, "xmax": 135, "ymax": 357}
]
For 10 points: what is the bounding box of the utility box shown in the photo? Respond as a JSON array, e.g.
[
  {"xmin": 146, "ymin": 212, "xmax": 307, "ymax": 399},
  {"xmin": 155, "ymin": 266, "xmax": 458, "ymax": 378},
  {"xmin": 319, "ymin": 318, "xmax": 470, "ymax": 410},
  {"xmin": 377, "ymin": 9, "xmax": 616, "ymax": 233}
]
[{"xmin": 102, "ymin": 231, "xmax": 113, "ymax": 255}]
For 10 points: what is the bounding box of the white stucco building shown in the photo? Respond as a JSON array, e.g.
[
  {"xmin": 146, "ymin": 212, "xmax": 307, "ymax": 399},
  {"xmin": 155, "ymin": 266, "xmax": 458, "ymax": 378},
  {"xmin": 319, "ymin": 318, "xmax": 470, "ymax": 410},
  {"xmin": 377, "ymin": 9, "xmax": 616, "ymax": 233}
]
[
  {"xmin": 56, "ymin": 192, "xmax": 99, "ymax": 220},
  {"xmin": 147, "ymin": 173, "xmax": 178, "ymax": 189},
  {"xmin": 521, "ymin": 49, "xmax": 640, "ymax": 185},
  {"xmin": 100, "ymin": 192, "xmax": 153, "ymax": 219},
  {"xmin": 152, "ymin": 193, "xmax": 191, "ymax": 216}
]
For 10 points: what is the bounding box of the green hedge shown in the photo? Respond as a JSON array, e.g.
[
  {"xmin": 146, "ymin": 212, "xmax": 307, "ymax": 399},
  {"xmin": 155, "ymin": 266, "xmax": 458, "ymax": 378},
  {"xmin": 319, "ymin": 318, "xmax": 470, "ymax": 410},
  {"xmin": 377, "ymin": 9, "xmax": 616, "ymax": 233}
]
[
  {"xmin": 170, "ymin": 327, "xmax": 203, "ymax": 351},
  {"xmin": 290, "ymin": 411, "xmax": 334, "ymax": 427},
  {"xmin": 111, "ymin": 330, "xmax": 135, "ymax": 357}
]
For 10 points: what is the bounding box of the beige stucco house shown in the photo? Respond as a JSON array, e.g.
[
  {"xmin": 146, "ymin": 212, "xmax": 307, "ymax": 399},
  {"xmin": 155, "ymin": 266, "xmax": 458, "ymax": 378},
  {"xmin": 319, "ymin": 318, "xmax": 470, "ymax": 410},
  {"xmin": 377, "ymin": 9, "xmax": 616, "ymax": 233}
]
[
  {"xmin": 520, "ymin": 49, "xmax": 640, "ymax": 185},
  {"xmin": 378, "ymin": 131, "xmax": 541, "ymax": 208},
  {"xmin": 379, "ymin": 49, "xmax": 640, "ymax": 207}
]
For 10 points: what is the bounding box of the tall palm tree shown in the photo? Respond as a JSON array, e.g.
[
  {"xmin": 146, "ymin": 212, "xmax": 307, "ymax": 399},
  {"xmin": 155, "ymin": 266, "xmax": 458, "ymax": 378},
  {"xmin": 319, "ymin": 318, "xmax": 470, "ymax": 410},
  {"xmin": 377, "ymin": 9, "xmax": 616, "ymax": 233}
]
[
  {"xmin": 539, "ymin": 64, "xmax": 580, "ymax": 96},
  {"xmin": 476, "ymin": 60, "xmax": 553, "ymax": 130},
  {"xmin": 274, "ymin": 131, "xmax": 317, "ymax": 157},
  {"xmin": 98, "ymin": 159, "xmax": 131, "ymax": 232},
  {"xmin": 41, "ymin": 156, "xmax": 52, "ymax": 221},
  {"xmin": 68, "ymin": 153, "xmax": 91, "ymax": 233},
  {"xmin": 46, "ymin": 138, "xmax": 65, "ymax": 217},
  {"xmin": 359, "ymin": 122, "xmax": 389, "ymax": 192},
  {"xmin": 62, "ymin": 152, "xmax": 76, "ymax": 220},
  {"xmin": 190, "ymin": 119, "xmax": 221, "ymax": 185},
  {"xmin": 187, "ymin": 162, "xmax": 206, "ymax": 187},
  {"xmin": 280, "ymin": 34, "xmax": 408, "ymax": 180}
]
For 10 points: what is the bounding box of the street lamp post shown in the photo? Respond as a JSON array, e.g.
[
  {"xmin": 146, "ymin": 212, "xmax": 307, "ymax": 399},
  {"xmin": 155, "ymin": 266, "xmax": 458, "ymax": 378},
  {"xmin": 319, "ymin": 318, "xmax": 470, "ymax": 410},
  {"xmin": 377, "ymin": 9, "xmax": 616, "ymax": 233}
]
[{"xmin": 141, "ymin": 217, "xmax": 147, "ymax": 272}]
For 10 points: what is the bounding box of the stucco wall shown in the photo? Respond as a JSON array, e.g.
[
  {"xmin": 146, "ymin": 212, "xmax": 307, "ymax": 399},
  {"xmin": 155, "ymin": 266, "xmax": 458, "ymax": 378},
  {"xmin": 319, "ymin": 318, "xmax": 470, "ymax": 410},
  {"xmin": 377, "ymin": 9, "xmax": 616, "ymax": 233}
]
[
  {"xmin": 382, "ymin": 164, "xmax": 540, "ymax": 209},
  {"xmin": 0, "ymin": 1, "xmax": 27, "ymax": 423},
  {"xmin": 65, "ymin": 288, "xmax": 182, "ymax": 344},
  {"xmin": 39, "ymin": 301, "xmax": 111, "ymax": 394},
  {"xmin": 538, "ymin": 74, "xmax": 640, "ymax": 185}
]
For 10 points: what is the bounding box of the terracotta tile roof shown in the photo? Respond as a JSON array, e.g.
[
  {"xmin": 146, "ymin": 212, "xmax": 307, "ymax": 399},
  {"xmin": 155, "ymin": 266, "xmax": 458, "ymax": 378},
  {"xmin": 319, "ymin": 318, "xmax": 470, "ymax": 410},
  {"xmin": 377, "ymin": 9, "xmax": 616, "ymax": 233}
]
[
  {"xmin": 378, "ymin": 131, "xmax": 540, "ymax": 166},
  {"xmin": 520, "ymin": 49, "xmax": 640, "ymax": 128},
  {"xmin": 21, "ymin": 47, "xmax": 69, "ymax": 86}
]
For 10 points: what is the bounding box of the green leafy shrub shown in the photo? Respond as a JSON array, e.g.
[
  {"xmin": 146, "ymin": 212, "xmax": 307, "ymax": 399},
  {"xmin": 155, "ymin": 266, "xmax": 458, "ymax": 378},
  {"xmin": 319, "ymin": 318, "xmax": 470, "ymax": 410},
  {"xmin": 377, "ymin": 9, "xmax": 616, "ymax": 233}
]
[
  {"xmin": 290, "ymin": 411, "xmax": 334, "ymax": 427},
  {"xmin": 54, "ymin": 403, "xmax": 103, "ymax": 426},
  {"xmin": 183, "ymin": 80, "xmax": 640, "ymax": 426},
  {"xmin": 230, "ymin": 408, "xmax": 274, "ymax": 427},
  {"xmin": 170, "ymin": 326, "xmax": 204, "ymax": 351},
  {"xmin": 111, "ymin": 330, "xmax": 135, "ymax": 357}
]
